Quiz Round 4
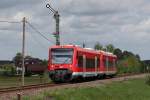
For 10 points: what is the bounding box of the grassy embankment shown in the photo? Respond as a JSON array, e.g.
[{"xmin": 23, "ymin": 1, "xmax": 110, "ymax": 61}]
[
  {"xmin": 0, "ymin": 75, "xmax": 51, "ymax": 88},
  {"xmin": 22, "ymin": 78, "xmax": 150, "ymax": 100}
]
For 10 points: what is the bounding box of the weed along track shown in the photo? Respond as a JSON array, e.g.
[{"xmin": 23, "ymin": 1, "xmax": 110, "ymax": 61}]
[{"xmin": 0, "ymin": 73, "xmax": 147, "ymax": 99}]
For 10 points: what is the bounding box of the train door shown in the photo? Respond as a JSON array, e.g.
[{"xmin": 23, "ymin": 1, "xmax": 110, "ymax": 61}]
[
  {"xmin": 106, "ymin": 56, "xmax": 109, "ymax": 73},
  {"xmin": 95, "ymin": 56, "xmax": 98, "ymax": 76},
  {"xmin": 113, "ymin": 58, "xmax": 117, "ymax": 72}
]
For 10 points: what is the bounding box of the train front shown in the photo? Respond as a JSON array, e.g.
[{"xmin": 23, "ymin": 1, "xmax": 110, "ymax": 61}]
[{"xmin": 48, "ymin": 45, "xmax": 75, "ymax": 82}]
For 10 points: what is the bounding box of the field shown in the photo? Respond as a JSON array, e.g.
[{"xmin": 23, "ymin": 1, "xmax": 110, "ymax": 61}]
[
  {"xmin": 22, "ymin": 78, "xmax": 150, "ymax": 100},
  {"xmin": 0, "ymin": 75, "xmax": 51, "ymax": 88}
]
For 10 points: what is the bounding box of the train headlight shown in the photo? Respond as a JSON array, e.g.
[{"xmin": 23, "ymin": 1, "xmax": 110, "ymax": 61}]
[{"xmin": 69, "ymin": 65, "xmax": 72, "ymax": 68}]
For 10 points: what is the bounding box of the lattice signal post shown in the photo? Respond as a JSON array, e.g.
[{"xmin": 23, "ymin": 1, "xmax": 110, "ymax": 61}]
[{"xmin": 46, "ymin": 4, "xmax": 60, "ymax": 45}]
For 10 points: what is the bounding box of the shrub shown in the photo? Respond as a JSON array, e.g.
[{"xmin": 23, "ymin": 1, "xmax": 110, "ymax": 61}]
[{"xmin": 145, "ymin": 74, "xmax": 150, "ymax": 86}]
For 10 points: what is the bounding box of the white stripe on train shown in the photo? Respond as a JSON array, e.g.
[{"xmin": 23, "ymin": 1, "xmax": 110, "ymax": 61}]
[{"xmin": 72, "ymin": 71, "xmax": 116, "ymax": 77}]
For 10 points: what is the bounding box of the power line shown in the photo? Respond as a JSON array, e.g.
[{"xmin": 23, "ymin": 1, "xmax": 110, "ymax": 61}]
[
  {"xmin": 0, "ymin": 28, "xmax": 21, "ymax": 31},
  {"xmin": 0, "ymin": 20, "xmax": 21, "ymax": 31},
  {"xmin": 28, "ymin": 28, "xmax": 49, "ymax": 49},
  {"xmin": 26, "ymin": 21, "xmax": 55, "ymax": 44},
  {"xmin": 0, "ymin": 20, "xmax": 21, "ymax": 23}
]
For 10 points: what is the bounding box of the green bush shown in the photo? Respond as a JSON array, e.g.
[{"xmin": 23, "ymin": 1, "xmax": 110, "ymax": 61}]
[
  {"xmin": 0, "ymin": 64, "xmax": 16, "ymax": 76},
  {"xmin": 117, "ymin": 55, "xmax": 142, "ymax": 74},
  {"xmin": 145, "ymin": 74, "xmax": 150, "ymax": 86}
]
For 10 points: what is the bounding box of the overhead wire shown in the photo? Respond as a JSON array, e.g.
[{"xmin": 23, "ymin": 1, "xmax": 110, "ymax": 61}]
[
  {"xmin": 0, "ymin": 19, "xmax": 54, "ymax": 44},
  {"xmin": 0, "ymin": 20, "xmax": 21, "ymax": 31},
  {"xmin": 0, "ymin": 20, "xmax": 21, "ymax": 23},
  {"xmin": 26, "ymin": 21, "xmax": 55, "ymax": 44},
  {"xmin": 26, "ymin": 24, "xmax": 49, "ymax": 49}
]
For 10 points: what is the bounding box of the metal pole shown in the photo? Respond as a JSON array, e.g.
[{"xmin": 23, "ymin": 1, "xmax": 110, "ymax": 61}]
[
  {"xmin": 22, "ymin": 17, "xmax": 26, "ymax": 86},
  {"xmin": 54, "ymin": 11, "xmax": 60, "ymax": 45}
]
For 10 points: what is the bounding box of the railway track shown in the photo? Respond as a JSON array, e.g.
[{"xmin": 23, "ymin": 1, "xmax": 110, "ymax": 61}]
[
  {"xmin": 0, "ymin": 73, "xmax": 146, "ymax": 94},
  {"xmin": 0, "ymin": 83, "xmax": 67, "ymax": 94}
]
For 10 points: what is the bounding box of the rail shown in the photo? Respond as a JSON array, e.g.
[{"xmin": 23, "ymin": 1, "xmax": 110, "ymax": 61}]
[{"xmin": 0, "ymin": 83, "xmax": 66, "ymax": 94}]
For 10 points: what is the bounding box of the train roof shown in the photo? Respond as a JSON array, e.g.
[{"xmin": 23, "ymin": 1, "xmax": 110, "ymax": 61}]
[{"xmin": 50, "ymin": 45, "xmax": 117, "ymax": 57}]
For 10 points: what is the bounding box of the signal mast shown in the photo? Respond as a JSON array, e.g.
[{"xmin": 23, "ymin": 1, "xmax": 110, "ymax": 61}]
[{"xmin": 46, "ymin": 3, "xmax": 60, "ymax": 45}]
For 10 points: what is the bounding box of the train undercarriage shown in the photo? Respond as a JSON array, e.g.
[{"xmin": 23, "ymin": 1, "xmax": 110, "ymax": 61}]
[
  {"xmin": 49, "ymin": 69, "xmax": 72, "ymax": 82},
  {"xmin": 49, "ymin": 69, "xmax": 116, "ymax": 83}
]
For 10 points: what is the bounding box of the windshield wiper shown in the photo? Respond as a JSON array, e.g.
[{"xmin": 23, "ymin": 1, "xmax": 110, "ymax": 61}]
[{"xmin": 62, "ymin": 57, "xmax": 71, "ymax": 64}]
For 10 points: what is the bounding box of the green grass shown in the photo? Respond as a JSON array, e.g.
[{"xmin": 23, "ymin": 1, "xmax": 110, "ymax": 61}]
[
  {"xmin": 22, "ymin": 78, "xmax": 150, "ymax": 100},
  {"xmin": 0, "ymin": 75, "xmax": 51, "ymax": 88}
]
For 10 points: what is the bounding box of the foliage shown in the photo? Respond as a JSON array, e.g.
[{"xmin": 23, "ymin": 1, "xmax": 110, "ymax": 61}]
[
  {"xmin": 42, "ymin": 59, "xmax": 48, "ymax": 66},
  {"xmin": 114, "ymin": 48, "xmax": 123, "ymax": 59},
  {"xmin": 12, "ymin": 52, "xmax": 22, "ymax": 67},
  {"xmin": 117, "ymin": 56, "xmax": 142, "ymax": 74},
  {"xmin": 0, "ymin": 64, "xmax": 16, "ymax": 76},
  {"xmin": 94, "ymin": 42, "xmax": 103, "ymax": 50},
  {"xmin": 105, "ymin": 44, "xmax": 115, "ymax": 53},
  {"xmin": 145, "ymin": 74, "xmax": 150, "ymax": 86}
]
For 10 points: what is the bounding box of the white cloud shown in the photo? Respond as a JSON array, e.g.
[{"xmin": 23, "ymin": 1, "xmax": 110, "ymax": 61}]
[
  {"xmin": 13, "ymin": 12, "xmax": 32, "ymax": 21},
  {"xmin": 0, "ymin": 0, "xmax": 150, "ymax": 60}
]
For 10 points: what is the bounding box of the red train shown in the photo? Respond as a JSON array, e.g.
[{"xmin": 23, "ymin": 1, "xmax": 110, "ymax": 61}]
[{"xmin": 48, "ymin": 45, "xmax": 117, "ymax": 82}]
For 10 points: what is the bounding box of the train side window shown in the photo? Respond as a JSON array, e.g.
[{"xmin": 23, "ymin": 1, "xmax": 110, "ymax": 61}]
[
  {"xmin": 103, "ymin": 59, "xmax": 106, "ymax": 67},
  {"xmin": 78, "ymin": 56, "xmax": 83, "ymax": 67},
  {"xmin": 109, "ymin": 60, "xmax": 113, "ymax": 67},
  {"xmin": 104, "ymin": 57, "xmax": 109, "ymax": 67},
  {"xmin": 86, "ymin": 58, "xmax": 95, "ymax": 68},
  {"xmin": 113, "ymin": 59, "xmax": 116, "ymax": 67}
]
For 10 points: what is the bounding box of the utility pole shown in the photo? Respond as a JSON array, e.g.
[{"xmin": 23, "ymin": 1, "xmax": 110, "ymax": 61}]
[
  {"xmin": 22, "ymin": 17, "xmax": 26, "ymax": 86},
  {"xmin": 46, "ymin": 3, "xmax": 60, "ymax": 45}
]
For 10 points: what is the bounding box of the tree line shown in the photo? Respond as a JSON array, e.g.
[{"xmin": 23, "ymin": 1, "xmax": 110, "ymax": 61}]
[{"xmin": 94, "ymin": 42, "xmax": 146, "ymax": 74}]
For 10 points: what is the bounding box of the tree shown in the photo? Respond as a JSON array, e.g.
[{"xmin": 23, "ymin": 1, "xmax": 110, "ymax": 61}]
[
  {"xmin": 12, "ymin": 52, "xmax": 22, "ymax": 68},
  {"xmin": 117, "ymin": 55, "xmax": 142, "ymax": 74},
  {"xmin": 42, "ymin": 59, "xmax": 48, "ymax": 66},
  {"xmin": 106, "ymin": 44, "xmax": 115, "ymax": 53},
  {"xmin": 114, "ymin": 48, "xmax": 123, "ymax": 59},
  {"xmin": 122, "ymin": 51, "xmax": 134, "ymax": 59},
  {"xmin": 94, "ymin": 42, "xmax": 103, "ymax": 50},
  {"xmin": 135, "ymin": 54, "xmax": 140, "ymax": 61}
]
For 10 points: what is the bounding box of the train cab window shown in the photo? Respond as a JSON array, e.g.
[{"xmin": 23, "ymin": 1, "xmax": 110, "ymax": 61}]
[{"xmin": 51, "ymin": 48, "xmax": 73, "ymax": 64}]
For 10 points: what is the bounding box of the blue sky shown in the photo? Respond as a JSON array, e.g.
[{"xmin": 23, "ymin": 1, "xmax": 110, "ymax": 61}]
[{"xmin": 0, "ymin": 0, "xmax": 150, "ymax": 60}]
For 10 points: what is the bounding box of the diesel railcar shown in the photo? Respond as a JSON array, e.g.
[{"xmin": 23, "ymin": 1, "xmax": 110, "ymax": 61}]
[{"xmin": 48, "ymin": 45, "xmax": 117, "ymax": 82}]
